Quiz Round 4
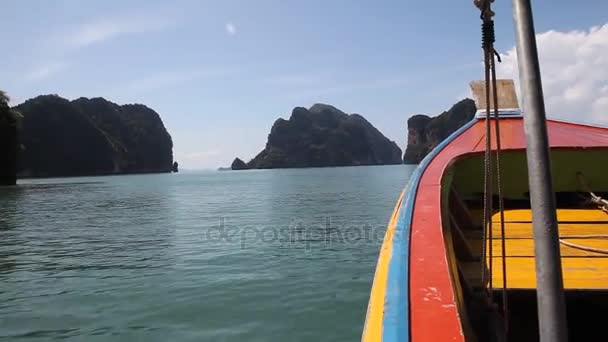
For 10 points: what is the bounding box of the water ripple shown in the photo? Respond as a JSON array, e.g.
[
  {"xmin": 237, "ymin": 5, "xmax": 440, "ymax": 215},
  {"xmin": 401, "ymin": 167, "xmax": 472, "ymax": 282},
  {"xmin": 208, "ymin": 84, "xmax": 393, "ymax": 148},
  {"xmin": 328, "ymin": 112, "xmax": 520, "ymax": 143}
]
[{"xmin": 0, "ymin": 167, "xmax": 413, "ymax": 341}]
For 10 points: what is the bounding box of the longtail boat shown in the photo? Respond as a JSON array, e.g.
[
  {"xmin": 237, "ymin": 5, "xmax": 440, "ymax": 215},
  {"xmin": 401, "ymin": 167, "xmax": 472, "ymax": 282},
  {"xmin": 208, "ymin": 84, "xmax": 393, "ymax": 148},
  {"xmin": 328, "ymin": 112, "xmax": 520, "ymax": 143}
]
[
  {"xmin": 362, "ymin": 0, "xmax": 608, "ymax": 338},
  {"xmin": 362, "ymin": 78, "xmax": 608, "ymax": 341}
]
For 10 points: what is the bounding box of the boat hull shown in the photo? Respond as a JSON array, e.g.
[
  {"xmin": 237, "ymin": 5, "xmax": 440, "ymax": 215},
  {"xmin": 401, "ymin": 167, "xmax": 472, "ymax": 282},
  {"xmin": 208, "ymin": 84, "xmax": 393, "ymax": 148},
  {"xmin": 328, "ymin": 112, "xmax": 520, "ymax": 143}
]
[{"xmin": 363, "ymin": 117, "xmax": 608, "ymax": 341}]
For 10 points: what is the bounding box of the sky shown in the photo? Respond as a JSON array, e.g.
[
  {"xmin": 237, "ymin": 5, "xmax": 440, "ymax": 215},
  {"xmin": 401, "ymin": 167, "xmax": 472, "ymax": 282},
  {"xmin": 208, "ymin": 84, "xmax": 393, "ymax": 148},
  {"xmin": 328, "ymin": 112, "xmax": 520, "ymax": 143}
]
[{"xmin": 2, "ymin": 0, "xmax": 608, "ymax": 169}]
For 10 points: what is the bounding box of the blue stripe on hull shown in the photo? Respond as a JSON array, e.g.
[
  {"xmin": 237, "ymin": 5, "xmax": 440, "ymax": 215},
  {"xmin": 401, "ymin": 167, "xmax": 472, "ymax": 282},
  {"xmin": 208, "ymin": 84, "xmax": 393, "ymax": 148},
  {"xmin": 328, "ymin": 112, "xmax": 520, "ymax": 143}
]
[{"xmin": 380, "ymin": 119, "xmax": 478, "ymax": 341}]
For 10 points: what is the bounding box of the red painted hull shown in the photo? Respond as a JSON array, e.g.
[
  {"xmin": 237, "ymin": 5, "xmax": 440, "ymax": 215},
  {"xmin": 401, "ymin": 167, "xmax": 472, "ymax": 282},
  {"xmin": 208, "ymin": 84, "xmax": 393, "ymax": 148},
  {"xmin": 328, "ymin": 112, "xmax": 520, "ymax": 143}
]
[{"xmin": 409, "ymin": 118, "xmax": 608, "ymax": 341}]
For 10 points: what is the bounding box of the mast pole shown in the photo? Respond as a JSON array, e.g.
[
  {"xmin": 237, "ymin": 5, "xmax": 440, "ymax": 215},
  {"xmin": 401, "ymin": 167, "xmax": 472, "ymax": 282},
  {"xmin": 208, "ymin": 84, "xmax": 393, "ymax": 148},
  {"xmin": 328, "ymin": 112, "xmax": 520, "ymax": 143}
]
[{"xmin": 511, "ymin": 0, "xmax": 568, "ymax": 341}]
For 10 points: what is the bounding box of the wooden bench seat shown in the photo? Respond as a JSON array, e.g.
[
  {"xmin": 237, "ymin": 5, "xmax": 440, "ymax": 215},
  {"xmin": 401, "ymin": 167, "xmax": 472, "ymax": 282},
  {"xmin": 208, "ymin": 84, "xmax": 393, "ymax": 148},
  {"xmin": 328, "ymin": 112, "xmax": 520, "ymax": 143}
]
[{"xmin": 465, "ymin": 209, "xmax": 608, "ymax": 290}]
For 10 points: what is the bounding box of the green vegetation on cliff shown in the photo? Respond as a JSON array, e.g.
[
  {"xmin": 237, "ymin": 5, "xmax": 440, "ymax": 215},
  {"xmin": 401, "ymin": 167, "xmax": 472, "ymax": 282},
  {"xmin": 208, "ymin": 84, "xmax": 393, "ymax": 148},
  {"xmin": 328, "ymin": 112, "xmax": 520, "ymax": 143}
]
[
  {"xmin": 0, "ymin": 91, "xmax": 19, "ymax": 185},
  {"xmin": 14, "ymin": 95, "xmax": 174, "ymax": 178},
  {"xmin": 71, "ymin": 97, "xmax": 173, "ymax": 174},
  {"xmin": 234, "ymin": 104, "xmax": 402, "ymax": 169},
  {"xmin": 403, "ymin": 99, "xmax": 476, "ymax": 164}
]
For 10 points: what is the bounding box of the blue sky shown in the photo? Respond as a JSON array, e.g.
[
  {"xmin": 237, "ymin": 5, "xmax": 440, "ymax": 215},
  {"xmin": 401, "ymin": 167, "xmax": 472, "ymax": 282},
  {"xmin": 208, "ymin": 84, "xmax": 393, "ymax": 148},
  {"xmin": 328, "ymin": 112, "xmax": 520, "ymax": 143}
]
[{"xmin": 2, "ymin": 0, "xmax": 608, "ymax": 168}]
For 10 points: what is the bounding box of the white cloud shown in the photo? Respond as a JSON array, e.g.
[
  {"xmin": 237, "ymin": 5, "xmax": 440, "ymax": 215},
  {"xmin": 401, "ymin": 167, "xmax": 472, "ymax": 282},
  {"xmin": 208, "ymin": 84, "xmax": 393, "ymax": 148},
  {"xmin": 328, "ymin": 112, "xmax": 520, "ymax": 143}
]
[
  {"xmin": 20, "ymin": 8, "xmax": 180, "ymax": 85},
  {"xmin": 225, "ymin": 22, "xmax": 237, "ymax": 36},
  {"xmin": 262, "ymin": 73, "xmax": 329, "ymax": 87},
  {"xmin": 62, "ymin": 10, "xmax": 178, "ymax": 49},
  {"xmin": 26, "ymin": 62, "xmax": 68, "ymax": 81},
  {"xmin": 497, "ymin": 23, "xmax": 608, "ymax": 124},
  {"xmin": 283, "ymin": 76, "xmax": 410, "ymax": 100},
  {"xmin": 126, "ymin": 67, "xmax": 233, "ymax": 92},
  {"xmin": 272, "ymin": 62, "xmax": 477, "ymax": 101}
]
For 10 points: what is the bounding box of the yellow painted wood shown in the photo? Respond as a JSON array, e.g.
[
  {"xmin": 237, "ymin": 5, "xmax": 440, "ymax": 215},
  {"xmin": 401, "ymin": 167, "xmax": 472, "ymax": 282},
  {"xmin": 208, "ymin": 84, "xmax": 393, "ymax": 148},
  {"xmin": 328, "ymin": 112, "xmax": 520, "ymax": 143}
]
[
  {"xmin": 486, "ymin": 238, "xmax": 608, "ymax": 257},
  {"xmin": 492, "ymin": 209, "xmax": 608, "ymax": 223},
  {"xmin": 469, "ymin": 208, "xmax": 608, "ymax": 290},
  {"xmin": 484, "ymin": 222, "xmax": 608, "ymax": 239},
  {"xmin": 487, "ymin": 257, "xmax": 608, "ymax": 290}
]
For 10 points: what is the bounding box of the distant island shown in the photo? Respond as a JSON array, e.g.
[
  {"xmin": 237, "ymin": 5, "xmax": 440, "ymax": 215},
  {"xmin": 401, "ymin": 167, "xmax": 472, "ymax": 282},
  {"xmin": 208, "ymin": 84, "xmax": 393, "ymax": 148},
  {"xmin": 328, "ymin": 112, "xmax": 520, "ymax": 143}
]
[
  {"xmin": 232, "ymin": 104, "xmax": 402, "ymax": 170},
  {"xmin": 10, "ymin": 94, "xmax": 175, "ymax": 178},
  {"xmin": 3, "ymin": 92, "xmax": 480, "ymax": 180},
  {"xmin": 403, "ymin": 99, "xmax": 476, "ymax": 164}
]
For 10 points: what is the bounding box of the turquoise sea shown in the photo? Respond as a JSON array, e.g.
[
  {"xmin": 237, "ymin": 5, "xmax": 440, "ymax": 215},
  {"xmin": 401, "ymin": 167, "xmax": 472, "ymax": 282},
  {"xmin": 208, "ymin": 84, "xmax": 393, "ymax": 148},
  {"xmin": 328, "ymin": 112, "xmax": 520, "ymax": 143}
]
[{"xmin": 0, "ymin": 165, "xmax": 414, "ymax": 341}]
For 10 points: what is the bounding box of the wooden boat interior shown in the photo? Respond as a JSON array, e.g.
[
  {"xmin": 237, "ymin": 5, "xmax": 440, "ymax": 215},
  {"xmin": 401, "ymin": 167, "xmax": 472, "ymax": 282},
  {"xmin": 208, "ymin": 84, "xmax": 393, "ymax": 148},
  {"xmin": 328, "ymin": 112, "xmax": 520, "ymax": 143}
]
[{"xmin": 445, "ymin": 148, "xmax": 608, "ymax": 341}]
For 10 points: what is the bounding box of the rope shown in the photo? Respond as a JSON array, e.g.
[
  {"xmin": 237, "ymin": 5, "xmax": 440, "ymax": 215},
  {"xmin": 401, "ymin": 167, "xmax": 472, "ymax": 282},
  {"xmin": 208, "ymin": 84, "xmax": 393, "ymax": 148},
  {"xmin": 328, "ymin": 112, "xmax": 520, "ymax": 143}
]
[
  {"xmin": 559, "ymin": 238, "xmax": 608, "ymax": 255},
  {"xmin": 490, "ymin": 49, "xmax": 509, "ymax": 333},
  {"xmin": 588, "ymin": 193, "xmax": 608, "ymax": 213},
  {"xmin": 476, "ymin": 0, "xmax": 509, "ymax": 337},
  {"xmin": 480, "ymin": 45, "xmax": 494, "ymax": 294},
  {"xmin": 577, "ymin": 172, "xmax": 608, "ymax": 213},
  {"xmin": 478, "ymin": 0, "xmax": 494, "ymax": 296},
  {"xmin": 560, "ymin": 234, "xmax": 608, "ymax": 239},
  {"xmin": 552, "ymin": 173, "xmax": 608, "ymax": 254}
]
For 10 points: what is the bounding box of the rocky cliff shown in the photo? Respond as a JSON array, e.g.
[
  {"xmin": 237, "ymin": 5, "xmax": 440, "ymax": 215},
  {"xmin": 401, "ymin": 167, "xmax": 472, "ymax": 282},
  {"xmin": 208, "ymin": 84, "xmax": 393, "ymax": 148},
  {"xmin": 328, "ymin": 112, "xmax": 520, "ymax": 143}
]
[
  {"xmin": 14, "ymin": 95, "xmax": 174, "ymax": 178},
  {"xmin": 234, "ymin": 104, "xmax": 402, "ymax": 169},
  {"xmin": 231, "ymin": 158, "xmax": 249, "ymax": 170},
  {"xmin": 403, "ymin": 99, "xmax": 476, "ymax": 164},
  {"xmin": 71, "ymin": 97, "xmax": 173, "ymax": 174},
  {"xmin": 0, "ymin": 91, "xmax": 18, "ymax": 185}
]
